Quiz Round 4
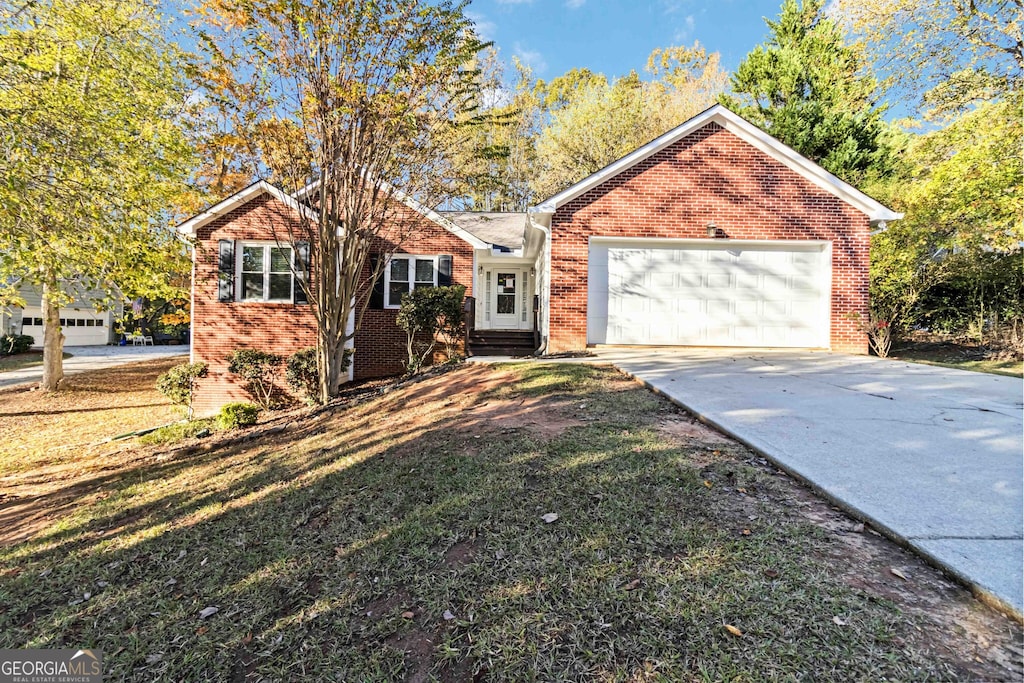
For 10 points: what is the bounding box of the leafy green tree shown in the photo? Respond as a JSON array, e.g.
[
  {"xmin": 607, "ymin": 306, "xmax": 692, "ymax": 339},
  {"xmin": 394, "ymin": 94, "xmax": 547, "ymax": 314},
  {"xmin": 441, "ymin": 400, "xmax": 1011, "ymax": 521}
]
[
  {"xmin": 194, "ymin": 0, "xmax": 483, "ymax": 403},
  {"xmin": 447, "ymin": 50, "xmax": 541, "ymax": 211},
  {"xmin": 0, "ymin": 0, "xmax": 194, "ymax": 390},
  {"xmin": 532, "ymin": 43, "xmax": 727, "ymax": 198},
  {"xmin": 836, "ymin": 0, "xmax": 1021, "ymax": 118},
  {"xmin": 866, "ymin": 95, "xmax": 1023, "ymax": 337},
  {"xmin": 721, "ymin": 0, "xmax": 891, "ymax": 183}
]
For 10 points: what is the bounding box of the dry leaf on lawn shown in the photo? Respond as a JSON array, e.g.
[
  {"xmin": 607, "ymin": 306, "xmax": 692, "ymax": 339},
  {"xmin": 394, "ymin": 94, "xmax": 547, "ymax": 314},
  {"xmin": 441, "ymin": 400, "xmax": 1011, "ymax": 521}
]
[
  {"xmin": 541, "ymin": 513, "xmax": 559, "ymax": 524},
  {"xmin": 724, "ymin": 624, "xmax": 743, "ymax": 637},
  {"xmin": 832, "ymin": 616, "xmax": 847, "ymax": 626},
  {"xmin": 198, "ymin": 606, "xmax": 219, "ymax": 619},
  {"xmin": 890, "ymin": 567, "xmax": 909, "ymax": 581},
  {"xmin": 624, "ymin": 579, "xmax": 641, "ymax": 591}
]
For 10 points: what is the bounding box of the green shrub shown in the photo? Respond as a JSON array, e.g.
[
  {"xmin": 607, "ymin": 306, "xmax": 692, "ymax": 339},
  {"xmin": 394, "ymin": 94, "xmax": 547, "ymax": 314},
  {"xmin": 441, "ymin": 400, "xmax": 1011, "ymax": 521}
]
[
  {"xmin": 1, "ymin": 334, "xmax": 34, "ymax": 356},
  {"xmin": 138, "ymin": 418, "xmax": 217, "ymax": 445},
  {"xmin": 227, "ymin": 349, "xmax": 283, "ymax": 409},
  {"xmin": 217, "ymin": 402, "xmax": 260, "ymax": 430},
  {"xmin": 155, "ymin": 361, "xmax": 208, "ymax": 420},
  {"xmin": 286, "ymin": 347, "xmax": 353, "ymax": 405},
  {"xmin": 396, "ymin": 285, "xmax": 466, "ymax": 374}
]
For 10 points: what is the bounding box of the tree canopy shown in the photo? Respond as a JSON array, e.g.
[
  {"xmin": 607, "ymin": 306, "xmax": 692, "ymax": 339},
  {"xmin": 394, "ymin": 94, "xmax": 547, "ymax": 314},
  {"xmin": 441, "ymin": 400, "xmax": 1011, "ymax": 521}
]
[
  {"xmin": 720, "ymin": 0, "xmax": 891, "ymax": 183},
  {"xmin": 0, "ymin": 0, "xmax": 195, "ymax": 389}
]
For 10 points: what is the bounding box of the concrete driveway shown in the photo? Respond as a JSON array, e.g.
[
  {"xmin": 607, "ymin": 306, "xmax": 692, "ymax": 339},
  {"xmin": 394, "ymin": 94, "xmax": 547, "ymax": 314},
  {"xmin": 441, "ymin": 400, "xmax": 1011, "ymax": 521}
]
[
  {"xmin": 596, "ymin": 347, "xmax": 1024, "ymax": 617},
  {"xmin": 0, "ymin": 345, "xmax": 189, "ymax": 390}
]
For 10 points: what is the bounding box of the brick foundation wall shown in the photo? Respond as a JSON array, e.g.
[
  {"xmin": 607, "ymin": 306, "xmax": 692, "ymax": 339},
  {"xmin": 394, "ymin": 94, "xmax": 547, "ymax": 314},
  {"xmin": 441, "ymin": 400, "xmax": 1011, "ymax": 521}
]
[
  {"xmin": 547, "ymin": 122, "xmax": 870, "ymax": 355},
  {"xmin": 191, "ymin": 192, "xmax": 476, "ymax": 414}
]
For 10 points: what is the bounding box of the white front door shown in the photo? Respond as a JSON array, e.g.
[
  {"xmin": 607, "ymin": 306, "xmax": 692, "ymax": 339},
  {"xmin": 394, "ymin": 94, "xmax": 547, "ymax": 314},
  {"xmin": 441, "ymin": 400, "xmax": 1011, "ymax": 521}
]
[{"xmin": 490, "ymin": 269, "xmax": 523, "ymax": 329}]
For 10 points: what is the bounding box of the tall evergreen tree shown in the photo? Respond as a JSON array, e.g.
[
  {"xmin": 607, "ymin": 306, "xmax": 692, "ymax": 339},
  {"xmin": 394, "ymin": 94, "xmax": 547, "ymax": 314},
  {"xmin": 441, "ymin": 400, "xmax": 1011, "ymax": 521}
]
[{"xmin": 721, "ymin": 0, "xmax": 891, "ymax": 183}]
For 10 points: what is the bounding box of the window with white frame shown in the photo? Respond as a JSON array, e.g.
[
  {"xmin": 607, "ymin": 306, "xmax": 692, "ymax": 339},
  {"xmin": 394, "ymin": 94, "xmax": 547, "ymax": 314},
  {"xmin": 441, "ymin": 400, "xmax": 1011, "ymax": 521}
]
[
  {"xmin": 239, "ymin": 243, "xmax": 294, "ymax": 302},
  {"xmin": 385, "ymin": 255, "xmax": 438, "ymax": 308}
]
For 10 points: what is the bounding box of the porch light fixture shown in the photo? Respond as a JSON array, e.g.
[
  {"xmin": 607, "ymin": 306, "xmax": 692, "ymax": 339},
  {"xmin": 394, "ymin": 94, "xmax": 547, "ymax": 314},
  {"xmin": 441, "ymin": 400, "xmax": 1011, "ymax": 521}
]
[
  {"xmin": 706, "ymin": 222, "xmax": 717, "ymax": 238},
  {"xmin": 478, "ymin": 265, "xmax": 483, "ymax": 276}
]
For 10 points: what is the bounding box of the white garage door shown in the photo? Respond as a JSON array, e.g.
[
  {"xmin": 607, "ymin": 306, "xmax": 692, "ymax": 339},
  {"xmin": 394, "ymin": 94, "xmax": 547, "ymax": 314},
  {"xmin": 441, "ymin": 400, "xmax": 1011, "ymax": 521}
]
[
  {"xmin": 588, "ymin": 239, "xmax": 830, "ymax": 348},
  {"xmin": 21, "ymin": 309, "xmax": 110, "ymax": 346}
]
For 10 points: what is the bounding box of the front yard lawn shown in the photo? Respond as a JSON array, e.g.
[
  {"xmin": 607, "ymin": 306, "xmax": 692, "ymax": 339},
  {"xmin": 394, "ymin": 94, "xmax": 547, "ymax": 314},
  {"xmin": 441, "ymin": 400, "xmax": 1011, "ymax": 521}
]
[{"xmin": 0, "ymin": 363, "xmax": 1019, "ymax": 681}]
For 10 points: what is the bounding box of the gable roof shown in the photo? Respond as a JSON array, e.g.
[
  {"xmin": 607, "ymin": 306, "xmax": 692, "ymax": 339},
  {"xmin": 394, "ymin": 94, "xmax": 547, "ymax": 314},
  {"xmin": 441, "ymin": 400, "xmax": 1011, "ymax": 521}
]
[
  {"xmin": 294, "ymin": 178, "xmax": 489, "ymax": 249},
  {"xmin": 530, "ymin": 104, "xmax": 902, "ymax": 225},
  {"xmin": 176, "ymin": 180, "xmax": 316, "ymax": 236}
]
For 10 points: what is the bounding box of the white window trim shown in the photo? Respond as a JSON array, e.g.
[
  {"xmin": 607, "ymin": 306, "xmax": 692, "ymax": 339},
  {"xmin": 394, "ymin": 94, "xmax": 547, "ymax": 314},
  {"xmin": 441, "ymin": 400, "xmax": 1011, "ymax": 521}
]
[
  {"xmin": 384, "ymin": 255, "xmax": 440, "ymax": 309},
  {"xmin": 236, "ymin": 241, "xmax": 295, "ymax": 304}
]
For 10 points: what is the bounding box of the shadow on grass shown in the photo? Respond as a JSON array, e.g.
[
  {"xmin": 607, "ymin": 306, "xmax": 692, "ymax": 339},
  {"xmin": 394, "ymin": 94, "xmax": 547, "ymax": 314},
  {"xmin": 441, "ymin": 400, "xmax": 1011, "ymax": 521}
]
[{"xmin": 0, "ymin": 364, "xmax": 987, "ymax": 681}]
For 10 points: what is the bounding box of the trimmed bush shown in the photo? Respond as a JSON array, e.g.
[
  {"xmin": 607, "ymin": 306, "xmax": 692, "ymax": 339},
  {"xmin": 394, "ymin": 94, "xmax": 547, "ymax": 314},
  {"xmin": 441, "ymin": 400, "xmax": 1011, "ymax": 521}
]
[
  {"xmin": 1, "ymin": 334, "xmax": 34, "ymax": 356},
  {"xmin": 227, "ymin": 349, "xmax": 283, "ymax": 409},
  {"xmin": 285, "ymin": 347, "xmax": 353, "ymax": 405},
  {"xmin": 155, "ymin": 361, "xmax": 208, "ymax": 420},
  {"xmin": 396, "ymin": 285, "xmax": 466, "ymax": 374},
  {"xmin": 217, "ymin": 402, "xmax": 260, "ymax": 430}
]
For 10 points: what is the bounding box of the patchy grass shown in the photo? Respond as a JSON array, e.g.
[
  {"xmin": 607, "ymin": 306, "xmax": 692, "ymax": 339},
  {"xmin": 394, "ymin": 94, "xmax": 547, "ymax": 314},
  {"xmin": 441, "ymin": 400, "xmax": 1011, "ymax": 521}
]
[
  {"xmin": 0, "ymin": 351, "xmax": 71, "ymax": 373},
  {"xmin": 0, "ymin": 358, "xmax": 184, "ymax": 475},
  {"xmin": 0, "ymin": 363, "xmax": 1019, "ymax": 681},
  {"xmin": 891, "ymin": 340, "xmax": 1023, "ymax": 377}
]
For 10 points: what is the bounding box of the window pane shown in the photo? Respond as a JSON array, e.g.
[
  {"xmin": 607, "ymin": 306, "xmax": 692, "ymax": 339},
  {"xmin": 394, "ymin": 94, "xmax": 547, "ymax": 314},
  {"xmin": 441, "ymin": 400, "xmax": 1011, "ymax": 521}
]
[
  {"xmin": 242, "ymin": 246, "xmax": 264, "ymax": 272},
  {"xmin": 497, "ymin": 294, "xmax": 515, "ymax": 315},
  {"xmin": 242, "ymin": 273, "xmax": 264, "ymax": 300},
  {"xmin": 270, "ymin": 247, "xmax": 291, "ymax": 273},
  {"xmin": 390, "ymin": 258, "xmax": 409, "ymax": 282},
  {"xmin": 269, "ymin": 273, "xmax": 292, "ymax": 300},
  {"xmin": 415, "ymin": 259, "xmax": 434, "ymax": 283},
  {"xmin": 388, "ymin": 282, "xmax": 408, "ymax": 306}
]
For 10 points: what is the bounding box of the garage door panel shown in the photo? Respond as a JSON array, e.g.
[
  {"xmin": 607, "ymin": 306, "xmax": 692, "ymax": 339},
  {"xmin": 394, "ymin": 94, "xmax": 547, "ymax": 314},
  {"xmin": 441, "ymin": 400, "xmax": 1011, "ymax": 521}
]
[{"xmin": 590, "ymin": 240, "xmax": 829, "ymax": 348}]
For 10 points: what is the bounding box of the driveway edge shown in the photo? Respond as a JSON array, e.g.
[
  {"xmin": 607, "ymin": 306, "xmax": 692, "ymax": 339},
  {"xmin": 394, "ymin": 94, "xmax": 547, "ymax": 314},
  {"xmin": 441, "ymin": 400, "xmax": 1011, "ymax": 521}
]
[{"xmin": 611, "ymin": 363, "xmax": 1024, "ymax": 625}]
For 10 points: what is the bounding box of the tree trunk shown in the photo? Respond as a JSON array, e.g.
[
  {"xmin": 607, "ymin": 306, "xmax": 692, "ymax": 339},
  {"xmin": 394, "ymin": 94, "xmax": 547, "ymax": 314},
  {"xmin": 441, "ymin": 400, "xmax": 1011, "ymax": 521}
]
[{"xmin": 40, "ymin": 278, "xmax": 65, "ymax": 391}]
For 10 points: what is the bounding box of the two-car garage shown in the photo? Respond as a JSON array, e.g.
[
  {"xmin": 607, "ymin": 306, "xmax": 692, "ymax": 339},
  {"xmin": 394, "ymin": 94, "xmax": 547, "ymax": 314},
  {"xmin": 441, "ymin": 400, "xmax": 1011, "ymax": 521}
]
[{"xmin": 587, "ymin": 238, "xmax": 831, "ymax": 349}]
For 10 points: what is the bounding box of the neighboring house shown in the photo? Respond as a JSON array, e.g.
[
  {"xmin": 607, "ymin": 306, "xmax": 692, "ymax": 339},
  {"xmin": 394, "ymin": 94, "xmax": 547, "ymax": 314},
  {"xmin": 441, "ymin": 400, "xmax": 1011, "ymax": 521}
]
[
  {"xmin": 178, "ymin": 104, "xmax": 900, "ymax": 414},
  {"xmin": 2, "ymin": 283, "xmax": 122, "ymax": 346}
]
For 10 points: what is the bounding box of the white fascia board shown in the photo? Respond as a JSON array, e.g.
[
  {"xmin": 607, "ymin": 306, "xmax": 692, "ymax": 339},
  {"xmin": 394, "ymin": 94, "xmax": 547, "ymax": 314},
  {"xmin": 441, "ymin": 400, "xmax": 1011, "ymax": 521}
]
[
  {"xmin": 288, "ymin": 176, "xmax": 489, "ymax": 250},
  {"xmin": 530, "ymin": 104, "xmax": 902, "ymax": 224},
  {"xmin": 176, "ymin": 180, "xmax": 317, "ymax": 236}
]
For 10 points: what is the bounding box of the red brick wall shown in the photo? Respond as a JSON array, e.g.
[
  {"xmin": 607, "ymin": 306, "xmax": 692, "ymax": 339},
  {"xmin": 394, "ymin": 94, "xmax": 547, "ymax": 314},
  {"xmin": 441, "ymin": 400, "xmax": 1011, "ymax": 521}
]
[
  {"xmin": 191, "ymin": 194, "xmax": 318, "ymax": 415},
  {"xmin": 547, "ymin": 122, "xmax": 870, "ymax": 354},
  {"xmin": 191, "ymin": 192, "xmax": 475, "ymax": 413},
  {"xmin": 354, "ymin": 203, "xmax": 475, "ymax": 379}
]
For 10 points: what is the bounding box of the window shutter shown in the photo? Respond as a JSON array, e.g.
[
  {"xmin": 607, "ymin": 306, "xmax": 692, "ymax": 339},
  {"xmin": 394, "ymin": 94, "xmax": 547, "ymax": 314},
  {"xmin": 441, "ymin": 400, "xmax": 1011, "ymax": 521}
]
[
  {"xmin": 369, "ymin": 254, "xmax": 385, "ymax": 309},
  {"xmin": 293, "ymin": 241, "xmax": 310, "ymax": 304},
  {"xmin": 218, "ymin": 239, "xmax": 235, "ymax": 302},
  {"xmin": 438, "ymin": 255, "xmax": 453, "ymax": 286}
]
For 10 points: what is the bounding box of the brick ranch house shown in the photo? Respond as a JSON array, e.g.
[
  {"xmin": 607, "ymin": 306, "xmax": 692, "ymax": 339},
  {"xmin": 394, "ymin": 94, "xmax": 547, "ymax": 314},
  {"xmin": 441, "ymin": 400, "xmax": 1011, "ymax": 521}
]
[{"xmin": 178, "ymin": 105, "xmax": 900, "ymax": 413}]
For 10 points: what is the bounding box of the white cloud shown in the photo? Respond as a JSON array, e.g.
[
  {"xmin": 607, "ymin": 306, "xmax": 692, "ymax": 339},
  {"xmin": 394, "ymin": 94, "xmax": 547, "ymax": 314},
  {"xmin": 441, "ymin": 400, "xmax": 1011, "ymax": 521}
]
[
  {"xmin": 513, "ymin": 42, "xmax": 547, "ymax": 74},
  {"xmin": 466, "ymin": 11, "xmax": 496, "ymax": 41},
  {"xmin": 566, "ymin": 0, "xmax": 586, "ymax": 7},
  {"xmin": 673, "ymin": 14, "xmax": 696, "ymax": 43},
  {"xmin": 660, "ymin": 0, "xmax": 686, "ymax": 15}
]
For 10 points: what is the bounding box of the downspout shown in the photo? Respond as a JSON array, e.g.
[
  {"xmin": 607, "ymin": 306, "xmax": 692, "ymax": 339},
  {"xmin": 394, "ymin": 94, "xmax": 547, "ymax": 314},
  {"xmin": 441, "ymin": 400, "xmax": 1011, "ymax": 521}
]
[{"xmin": 527, "ymin": 212, "xmax": 552, "ymax": 356}]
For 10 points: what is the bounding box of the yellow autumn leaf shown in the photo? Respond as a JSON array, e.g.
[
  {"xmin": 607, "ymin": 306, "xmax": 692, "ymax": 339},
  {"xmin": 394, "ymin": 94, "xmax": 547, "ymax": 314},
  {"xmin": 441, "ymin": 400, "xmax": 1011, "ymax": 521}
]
[{"xmin": 724, "ymin": 624, "xmax": 743, "ymax": 637}]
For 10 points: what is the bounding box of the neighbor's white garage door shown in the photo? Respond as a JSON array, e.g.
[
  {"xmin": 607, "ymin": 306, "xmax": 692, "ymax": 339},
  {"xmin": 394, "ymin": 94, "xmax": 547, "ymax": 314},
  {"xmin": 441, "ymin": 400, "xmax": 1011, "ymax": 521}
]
[
  {"xmin": 587, "ymin": 239, "xmax": 831, "ymax": 348},
  {"xmin": 21, "ymin": 308, "xmax": 110, "ymax": 346}
]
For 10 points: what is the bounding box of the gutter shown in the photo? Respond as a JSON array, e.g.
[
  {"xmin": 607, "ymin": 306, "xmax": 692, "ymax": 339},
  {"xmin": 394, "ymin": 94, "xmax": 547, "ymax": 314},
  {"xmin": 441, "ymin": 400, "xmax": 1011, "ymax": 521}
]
[{"xmin": 527, "ymin": 212, "xmax": 552, "ymax": 355}]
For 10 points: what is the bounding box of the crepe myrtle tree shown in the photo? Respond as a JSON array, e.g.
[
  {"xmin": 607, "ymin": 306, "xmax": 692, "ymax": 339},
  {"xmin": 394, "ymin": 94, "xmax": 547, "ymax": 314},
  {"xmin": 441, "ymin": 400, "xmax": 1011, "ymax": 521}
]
[{"xmin": 194, "ymin": 0, "xmax": 485, "ymax": 403}]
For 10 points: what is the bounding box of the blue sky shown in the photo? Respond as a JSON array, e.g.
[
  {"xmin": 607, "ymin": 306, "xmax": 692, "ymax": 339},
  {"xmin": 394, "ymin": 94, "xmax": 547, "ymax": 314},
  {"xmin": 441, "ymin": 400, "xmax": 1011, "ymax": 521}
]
[{"xmin": 466, "ymin": 0, "xmax": 789, "ymax": 84}]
